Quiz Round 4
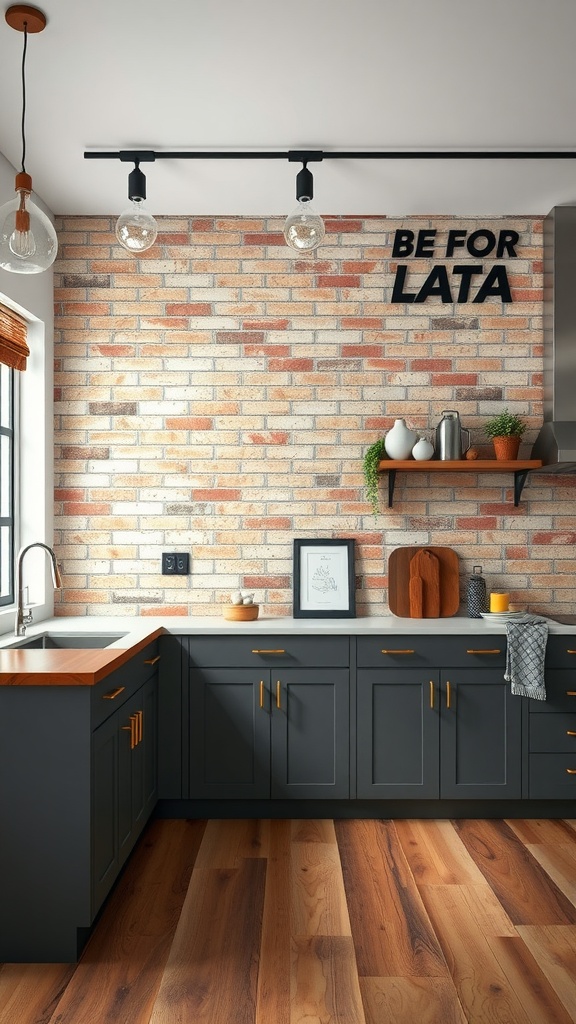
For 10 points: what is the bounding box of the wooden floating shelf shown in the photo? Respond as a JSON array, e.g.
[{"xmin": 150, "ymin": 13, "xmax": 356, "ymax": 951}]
[{"xmin": 377, "ymin": 458, "xmax": 543, "ymax": 507}]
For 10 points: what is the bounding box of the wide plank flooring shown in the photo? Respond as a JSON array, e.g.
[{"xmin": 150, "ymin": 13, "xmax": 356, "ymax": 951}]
[{"xmin": 1, "ymin": 817, "xmax": 576, "ymax": 1024}]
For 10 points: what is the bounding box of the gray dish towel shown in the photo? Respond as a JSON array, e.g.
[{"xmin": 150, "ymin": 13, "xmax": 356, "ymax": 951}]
[{"xmin": 504, "ymin": 617, "xmax": 548, "ymax": 700}]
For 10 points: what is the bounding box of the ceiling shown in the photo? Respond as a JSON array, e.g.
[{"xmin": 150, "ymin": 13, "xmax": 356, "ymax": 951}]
[{"xmin": 2, "ymin": 0, "xmax": 576, "ymax": 219}]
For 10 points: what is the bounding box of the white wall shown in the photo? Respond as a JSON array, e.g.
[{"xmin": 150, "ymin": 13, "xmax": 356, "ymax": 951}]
[{"xmin": 0, "ymin": 151, "xmax": 55, "ymax": 635}]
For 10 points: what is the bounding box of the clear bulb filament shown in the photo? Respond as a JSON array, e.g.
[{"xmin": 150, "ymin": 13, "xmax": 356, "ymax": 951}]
[{"xmin": 9, "ymin": 193, "xmax": 36, "ymax": 259}]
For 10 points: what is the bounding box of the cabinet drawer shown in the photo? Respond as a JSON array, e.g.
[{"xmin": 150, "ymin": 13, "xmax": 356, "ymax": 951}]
[
  {"xmin": 91, "ymin": 641, "xmax": 159, "ymax": 728},
  {"xmin": 357, "ymin": 636, "xmax": 506, "ymax": 668},
  {"xmin": 545, "ymin": 636, "xmax": 576, "ymax": 668},
  {"xmin": 530, "ymin": 714, "xmax": 576, "ymax": 752},
  {"xmin": 187, "ymin": 635, "xmax": 349, "ymax": 668},
  {"xmin": 528, "ymin": 670, "xmax": 576, "ymax": 713},
  {"xmin": 529, "ymin": 753, "xmax": 576, "ymax": 798}
]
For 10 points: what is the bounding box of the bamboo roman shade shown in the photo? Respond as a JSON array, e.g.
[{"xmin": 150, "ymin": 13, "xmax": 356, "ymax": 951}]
[{"xmin": 0, "ymin": 304, "xmax": 29, "ymax": 371}]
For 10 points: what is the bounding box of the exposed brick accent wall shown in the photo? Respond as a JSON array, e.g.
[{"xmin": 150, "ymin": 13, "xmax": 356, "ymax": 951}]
[{"xmin": 52, "ymin": 215, "xmax": 576, "ymax": 618}]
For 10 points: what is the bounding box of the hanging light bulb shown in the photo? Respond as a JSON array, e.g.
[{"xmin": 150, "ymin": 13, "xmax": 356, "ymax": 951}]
[
  {"xmin": 283, "ymin": 163, "xmax": 325, "ymax": 252},
  {"xmin": 115, "ymin": 163, "xmax": 158, "ymax": 252},
  {"xmin": 0, "ymin": 6, "xmax": 58, "ymax": 274}
]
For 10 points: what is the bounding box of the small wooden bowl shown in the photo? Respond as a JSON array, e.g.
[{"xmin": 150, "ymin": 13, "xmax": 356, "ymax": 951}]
[{"xmin": 222, "ymin": 604, "xmax": 259, "ymax": 621}]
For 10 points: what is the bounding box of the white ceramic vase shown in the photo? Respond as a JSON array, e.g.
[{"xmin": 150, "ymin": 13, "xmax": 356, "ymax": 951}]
[
  {"xmin": 384, "ymin": 418, "xmax": 418, "ymax": 460},
  {"xmin": 412, "ymin": 437, "xmax": 435, "ymax": 461}
]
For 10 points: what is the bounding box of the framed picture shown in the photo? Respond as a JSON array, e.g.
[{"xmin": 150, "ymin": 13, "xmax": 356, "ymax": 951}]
[{"xmin": 293, "ymin": 539, "xmax": 356, "ymax": 618}]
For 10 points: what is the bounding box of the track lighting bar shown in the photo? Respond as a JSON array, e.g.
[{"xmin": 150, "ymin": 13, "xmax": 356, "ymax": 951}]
[{"xmin": 84, "ymin": 148, "xmax": 576, "ymax": 162}]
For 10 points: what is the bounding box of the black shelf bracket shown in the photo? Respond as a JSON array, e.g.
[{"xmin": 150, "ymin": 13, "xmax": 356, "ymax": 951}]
[
  {"xmin": 513, "ymin": 469, "xmax": 530, "ymax": 507},
  {"xmin": 387, "ymin": 470, "xmax": 396, "ymax": 508}
]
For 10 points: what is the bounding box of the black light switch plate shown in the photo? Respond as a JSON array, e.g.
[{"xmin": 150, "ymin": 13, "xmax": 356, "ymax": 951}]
[{"xmin": 162, "ymin": 552, "xmax": 190, "ymax": 575}]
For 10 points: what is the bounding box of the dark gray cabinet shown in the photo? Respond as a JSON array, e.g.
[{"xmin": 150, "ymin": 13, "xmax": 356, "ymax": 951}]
[
  {"xmin": 357, "ymin": 669, "xmax": 439, "ymax": 798},
  {"xmin": 92, "ymin": 675, "xmax": 157, "ymax": 912},
  {"xmin": 527, "ymin": 638, "xmax": 576, "ymax": 797},
  {"xmin": 188, "ymin": 636, "xmax": 350, "ymax": 799},
  {"xmin": 357, "ymin": 638, "xmax": 522, "ymax": 799},
  {"xmin": 0, "ymin": 640, "xmax": 159, "ymax": 962}
]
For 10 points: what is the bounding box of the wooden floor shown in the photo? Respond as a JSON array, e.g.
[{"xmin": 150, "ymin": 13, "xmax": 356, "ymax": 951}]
[{"xmin": 1, "ymin": 818, "xmax": 576, "ymax": 1024}]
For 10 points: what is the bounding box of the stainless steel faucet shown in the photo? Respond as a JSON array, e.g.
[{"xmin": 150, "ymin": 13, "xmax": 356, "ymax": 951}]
[{"xmin": 15, "ymin": 543, "xmax": 62, "ymax": 636}]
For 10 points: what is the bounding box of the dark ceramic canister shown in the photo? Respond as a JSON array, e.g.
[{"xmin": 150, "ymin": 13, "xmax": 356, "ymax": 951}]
[{"xmin": 467, "ymin": 565, "xmax": 487, "ymax": 618}]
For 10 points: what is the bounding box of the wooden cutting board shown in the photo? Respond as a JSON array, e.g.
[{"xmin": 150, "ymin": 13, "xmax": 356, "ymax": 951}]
[{"xmin": 388, "ymin": 546, "xmax": 459, "ymax": 617}]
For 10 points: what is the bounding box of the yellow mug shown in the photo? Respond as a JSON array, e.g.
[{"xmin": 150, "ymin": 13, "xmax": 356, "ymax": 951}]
[{"xmin": 490, "ymin": 592, "xmax": 510, "ymax": 612}]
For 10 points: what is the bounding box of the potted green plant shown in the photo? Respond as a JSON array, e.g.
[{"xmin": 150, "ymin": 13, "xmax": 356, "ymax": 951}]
[
  {"xmin": 363, "ymin": 438, "xmax": 387, "ymax": 515},
  {"xmin": 483, "ymin": 409, "xmax": 527, "ymax": 460}
]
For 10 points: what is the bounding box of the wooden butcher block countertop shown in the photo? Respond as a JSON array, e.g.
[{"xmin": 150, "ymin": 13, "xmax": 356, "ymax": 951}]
[{"xmin": 0, "ymin": 628, "xmax": 163, "ymax": 686}]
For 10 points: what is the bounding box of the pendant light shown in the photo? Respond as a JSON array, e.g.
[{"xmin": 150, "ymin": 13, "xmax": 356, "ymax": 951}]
[
  {"xmin": 0, "ymin": 6, "xmax": 57, "ymax": 274},
  {"xmin": 283, "ymin": 162, "xmax": 325, "ymax": 252},
  {"xmin": 115, "ymin": 162, "xmax": 158, "ymax": 252}
]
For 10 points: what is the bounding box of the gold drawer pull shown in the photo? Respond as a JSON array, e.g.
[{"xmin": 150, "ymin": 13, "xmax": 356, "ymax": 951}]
[
  {"xmin": 381, "ymin": 649, "xmax": 415, "ymax": 655},
  {"xmin": 567, "ymin": 731, "xmax": 576, "ymax": 737},
  {"xmin": 429, "ymin": 680, "xmax": 434, "ymax": 709},
  {"xmin": 446, "ymin": 680, "xmax": 452, "ymax": 709},
  {"xmin": 144, "ymin": 655, "xmax": 161, "ymax": 666},
  {"xmin": 566, "ymin": 650, "xmax": 576, "ymax": 654},
  {"xmin": 466, "ymin": 649, "xmax": 502, "ymax": 655},
  {"xmin": 252, "ymin": 649, "xmax": 286, "ymax": 654},
  {"xmin": 566, "ymin": 768, "xmax": 576, "ymax": 775},
  {"xmin": 567, "ymin": 692, "xmax": 576, "ymax": 697},
  {"xmin": 259, "ymin": 680, "xmax": 264, "ymax": 709},
  {"xmin": 137, "ymin": 709, "xmax": 143, "ymax": 742},
  {"xmin": 276, "ymin": 680, "xmax": 282, "ymax": 709},
  {"xmin": 122, "ymin": 715, "xmax": 138, "ymax": 750},
  {"xmin": 102, "ymin": 685, "xmax": 125, "ymax": 700}
]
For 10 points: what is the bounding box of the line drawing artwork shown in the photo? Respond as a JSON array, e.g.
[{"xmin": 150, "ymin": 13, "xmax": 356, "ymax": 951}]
[{"xmin": 311, "ymin": 565, "xmax": 338, "ymax": 593}]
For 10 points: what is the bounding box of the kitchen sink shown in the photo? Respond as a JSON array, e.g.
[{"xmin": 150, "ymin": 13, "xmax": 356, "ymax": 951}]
[{"xmin": 6, "ymin": 633, "xmax": 127, "ymax": 650}]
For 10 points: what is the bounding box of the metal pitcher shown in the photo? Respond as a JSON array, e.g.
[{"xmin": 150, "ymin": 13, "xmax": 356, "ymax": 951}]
[{"xmin": 435, "ymin": 410, "xmax": 471, "ymax": 460}]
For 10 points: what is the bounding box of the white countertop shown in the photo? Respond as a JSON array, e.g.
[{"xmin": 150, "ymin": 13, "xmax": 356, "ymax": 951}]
[{"xmin": 1, "ymin": 613, "xmax": 574, "ymax": 650}]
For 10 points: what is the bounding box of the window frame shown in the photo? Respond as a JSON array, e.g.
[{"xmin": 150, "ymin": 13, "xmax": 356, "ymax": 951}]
[{"xmin": 0, "ymin": 362, "xmax": 15, "ymax": 606}]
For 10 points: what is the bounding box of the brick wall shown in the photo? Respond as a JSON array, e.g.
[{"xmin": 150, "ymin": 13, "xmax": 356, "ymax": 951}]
[{"xmin": 52, "ymin": 214, "xmax": 576, "ymax": 619}]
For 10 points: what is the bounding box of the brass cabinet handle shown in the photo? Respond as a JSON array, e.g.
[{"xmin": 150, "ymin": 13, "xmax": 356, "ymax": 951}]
[
  {"xmin": 566, "ymin": 768, "xmax": 576, "ymax": 775},
  {"xmin": 137, "ymin": 709, "xmax": 143, "ymax": 743},
  {"xmin": 381, "ymin": 649, "xmax": 415, "ymax": 655},
  {"xmin": 567, "ymin": 731, "xmax": 576, "ymax": 737},
  {"xmin": 121, "ymin": 724, "xmax": 133, "ymax": 748},
  {"xmin": 144, "ymin": 655, "xmax": 161, "ymax": 666},
  {"xmin": 122, "ymin": 715, "xmax": 138, "ymax": 750},
  {"xmin": 567, "ymin": 692, "xmax": 576, "ymax": 697},
  {"xmin": 466, "ymin": 649, "xmax": 502, "ymax": 655},
  {"xmin": 251, "ymin": 649, "xmax": 286, "ymax": 654},
  {"xmin": 429, "ymin": 680, "xmax": 434, "ymax": 709},
  {"xmin": 259, "ymin": 680, "xmax": 264, "ymax": 709},
  {"xmin": 566, "ymin": 650, "xmax": 576, "ymax": 654},
  {"xmin": 446, "ymin": 680, "xmax": 452, "ymax": 709},
  {"xmin": 103, "ymin": 685, "xmax": 125, "ymax": 700},
  {"xmin": 276, "ymin": 680, "xmax": 281, "ymax": 709}
]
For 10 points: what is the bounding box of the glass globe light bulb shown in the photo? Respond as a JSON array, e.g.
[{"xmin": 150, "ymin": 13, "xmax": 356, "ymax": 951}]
[
  {"xmin": 283, "ymin": 197, "xmax": 325, "ymax": 252},
  {"xmin": 0, "ymin": 174, "xmax": 57, "ymax": 274},
  {"xmin": 115, "ymin": 198, "xmax": 158, "ymax": 253}
]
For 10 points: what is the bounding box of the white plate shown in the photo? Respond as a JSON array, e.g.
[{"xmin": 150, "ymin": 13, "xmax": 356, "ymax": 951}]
[{"xmin": 479, "ymin": 611, "xmax": 525, "ymax": 621}]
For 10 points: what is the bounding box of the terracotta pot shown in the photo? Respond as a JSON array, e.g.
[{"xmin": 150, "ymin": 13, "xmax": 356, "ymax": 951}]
[{"xmin": 492, "ymin": 435, "xmax": 521, "ymax": 461}]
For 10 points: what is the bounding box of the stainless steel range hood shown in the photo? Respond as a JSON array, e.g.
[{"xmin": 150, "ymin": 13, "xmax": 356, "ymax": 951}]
[{"xmin": 531, "ymin": 206, "xmax": 576, "ymax": 471}]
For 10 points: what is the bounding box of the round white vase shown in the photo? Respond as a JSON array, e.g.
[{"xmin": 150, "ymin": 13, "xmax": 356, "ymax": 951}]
[
  {"xmin": 384, "ymin": 418, "xmax": 418, "ymax": 460},
  {"xmin": 412, "ymin": 437, "xmax": 435, "ymax": 461}
]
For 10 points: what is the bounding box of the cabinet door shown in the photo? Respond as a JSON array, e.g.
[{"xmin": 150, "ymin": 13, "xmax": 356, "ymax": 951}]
[
  {"xmin": 271, "ymin": 669, "xmax": 350, "ymax": 799},
  {"xmin": 120, "ymin": 677, "xmax": 158, "ymax": 864},
  {"xmin": 93, "ymin": 677, "xmax": 158, "ymax": 910},
  {"xmin": 189, "ymin": 669, "xmax": 270, "ymax": 798},
  {"xmin": 357, "ymin": 669, "xmax": 440, "ymax": 798},
  {"xmin": 92, "ymin": 712, "xmax": 120, "ymax": 913},
  {"xmin": 440, "ymin": 670, "xmax": 521, "ymax": 799}
]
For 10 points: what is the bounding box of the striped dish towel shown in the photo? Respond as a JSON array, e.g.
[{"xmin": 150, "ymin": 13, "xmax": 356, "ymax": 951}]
[{"xmin": 504, "ymin": 617, "xmax": 548, "ymax": 700}]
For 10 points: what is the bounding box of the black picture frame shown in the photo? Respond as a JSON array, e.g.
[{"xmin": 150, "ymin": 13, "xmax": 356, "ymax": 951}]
[{"xmin": 293, "ymin": 538, "xmax": 356, "ymax": 618}]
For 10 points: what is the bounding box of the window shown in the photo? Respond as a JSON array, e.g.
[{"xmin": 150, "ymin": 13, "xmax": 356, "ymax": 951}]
[{"xmin": 0, "ymin": 362, "xmax": 14, "ymax": 605}]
